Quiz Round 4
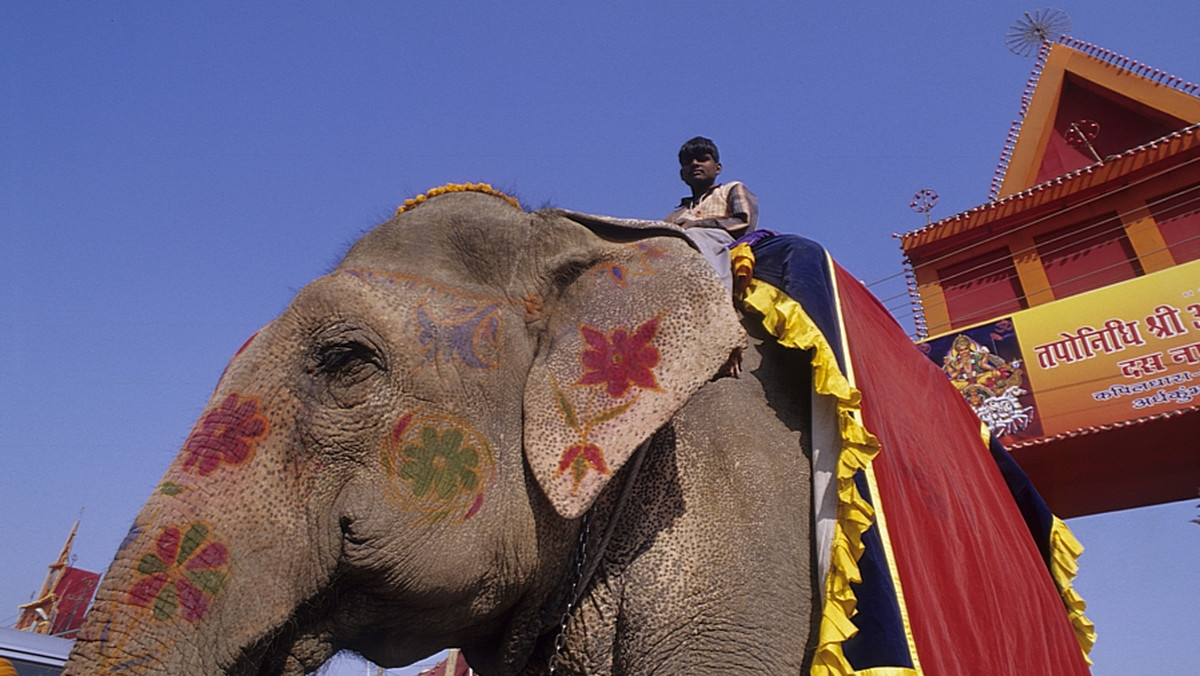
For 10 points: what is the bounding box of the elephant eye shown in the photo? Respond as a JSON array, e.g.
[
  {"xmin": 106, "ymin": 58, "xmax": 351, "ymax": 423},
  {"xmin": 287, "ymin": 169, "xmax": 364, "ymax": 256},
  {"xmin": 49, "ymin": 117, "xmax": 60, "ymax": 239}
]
[
  {"xmin": 313, "ymin": 340, "xmax": 384, "ymax": 384},
  {"xmin": 307, "ymin": 326, "xmax": 388, "ymax": 408}
]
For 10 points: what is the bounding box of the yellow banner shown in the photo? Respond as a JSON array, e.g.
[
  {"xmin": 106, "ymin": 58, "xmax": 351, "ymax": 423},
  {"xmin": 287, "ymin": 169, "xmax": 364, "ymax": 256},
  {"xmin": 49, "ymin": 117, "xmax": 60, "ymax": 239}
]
[
  {"xmin": 1012, "ymin": 258, "xmax": 1200, "ymax": 436},
  {"xmin": 920, "ymin": 259, "xmax": 1200, "ymax": 444}
]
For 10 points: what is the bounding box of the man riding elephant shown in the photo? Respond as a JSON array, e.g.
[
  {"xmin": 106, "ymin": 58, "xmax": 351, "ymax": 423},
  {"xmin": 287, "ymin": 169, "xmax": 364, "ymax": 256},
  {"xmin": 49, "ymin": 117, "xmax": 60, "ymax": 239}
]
[{"xmin": 665, "ymin": 136, "xmax": 758, "ymax": 291}]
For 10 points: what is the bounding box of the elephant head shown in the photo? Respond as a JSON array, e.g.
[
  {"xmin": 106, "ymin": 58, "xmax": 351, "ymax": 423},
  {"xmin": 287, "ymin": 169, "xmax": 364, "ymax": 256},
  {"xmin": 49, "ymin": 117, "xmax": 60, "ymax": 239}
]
[{"xmin": 64, "ymin": 187, "xmax": 745, "ymax": 675}]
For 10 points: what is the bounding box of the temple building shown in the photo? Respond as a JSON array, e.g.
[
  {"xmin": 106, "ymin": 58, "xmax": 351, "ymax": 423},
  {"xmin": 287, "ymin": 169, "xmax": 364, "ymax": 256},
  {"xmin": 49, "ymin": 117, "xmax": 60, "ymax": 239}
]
[{"xmin": 900, "ymin": 36, "xmax": 1200, "ymax": 517}]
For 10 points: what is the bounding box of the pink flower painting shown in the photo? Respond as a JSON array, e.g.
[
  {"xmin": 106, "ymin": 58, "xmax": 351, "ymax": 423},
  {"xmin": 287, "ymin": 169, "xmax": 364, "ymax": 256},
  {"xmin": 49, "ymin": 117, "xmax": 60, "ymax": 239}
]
[{"xmin": 181, "ymin": 393, "xmax": 269, "ymax": 476}]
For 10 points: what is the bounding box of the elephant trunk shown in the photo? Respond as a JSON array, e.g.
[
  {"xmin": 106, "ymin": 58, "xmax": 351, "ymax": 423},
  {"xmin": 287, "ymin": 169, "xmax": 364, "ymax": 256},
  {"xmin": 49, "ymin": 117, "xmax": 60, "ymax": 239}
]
[{"xmin": 65, "ymin": 363, "xmax": 341, "ymax": 674}]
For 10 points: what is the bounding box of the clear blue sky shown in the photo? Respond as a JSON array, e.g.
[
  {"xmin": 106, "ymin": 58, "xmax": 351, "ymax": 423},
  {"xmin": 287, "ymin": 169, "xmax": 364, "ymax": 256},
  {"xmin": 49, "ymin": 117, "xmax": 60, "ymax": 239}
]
[{"xmin": 2, "ymin": 3, "xmax": 1197, "ymax": 674}]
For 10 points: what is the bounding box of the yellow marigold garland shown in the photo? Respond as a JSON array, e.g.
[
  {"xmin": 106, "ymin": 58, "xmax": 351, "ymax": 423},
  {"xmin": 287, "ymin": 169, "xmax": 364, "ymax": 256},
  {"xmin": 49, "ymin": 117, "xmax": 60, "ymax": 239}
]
[{"xmin": 395, "ymin": 183, "xmax": 523, "ymax": 216}]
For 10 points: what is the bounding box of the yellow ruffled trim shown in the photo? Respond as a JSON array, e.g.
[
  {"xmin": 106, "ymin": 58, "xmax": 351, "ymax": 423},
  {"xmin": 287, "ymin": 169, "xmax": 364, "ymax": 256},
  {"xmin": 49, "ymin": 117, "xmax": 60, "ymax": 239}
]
[
  {"xmin": 732, "ymin": 244, "xmax": 884, "ymax": 675},
  {"xmin": 1050, "ymin": 516, "xmax": 1097, "ymax": 662},
  {"xmin": 395, "ymin": 182, "xmax": 522, "ymax": 216}
]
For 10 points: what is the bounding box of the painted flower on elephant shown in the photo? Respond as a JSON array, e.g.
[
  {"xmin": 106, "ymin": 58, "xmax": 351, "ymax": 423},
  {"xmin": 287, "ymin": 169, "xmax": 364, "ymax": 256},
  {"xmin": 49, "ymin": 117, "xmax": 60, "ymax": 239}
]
[
  {"xmin": 181, "ymin": 392, "xmax": 269, "ymax": 476},
  {"xmin": 556, "ymin": 442, "xmax": 610, "ymax": 489},
  {"xmin": 576, "ymin": 317, "xmax": 662, "ymax": 398},
  {"xmin": 400, "ymin": 426, "xmax": 481, "ymax": 500},
  {"xmin": 415, "ymin": 301, "xmax": 501, "ymax": 370},
  {"xmin": 549, "ymin": 316, "xmax": 664, "ymax": 492},
  {"xmin": 128, "ymin": 523, "xmax": 229, "ymax": 623},
  {"xmin": 380, "ymin": 411, "xmax": 495, "ymax": 524}
]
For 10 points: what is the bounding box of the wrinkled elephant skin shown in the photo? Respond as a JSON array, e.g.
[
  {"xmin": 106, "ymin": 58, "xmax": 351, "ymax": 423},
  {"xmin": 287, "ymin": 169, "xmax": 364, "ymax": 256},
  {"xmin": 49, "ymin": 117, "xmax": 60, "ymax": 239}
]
[{"xmin": 64, "ymin": 192, "xmax": 815, "ymax": 675}]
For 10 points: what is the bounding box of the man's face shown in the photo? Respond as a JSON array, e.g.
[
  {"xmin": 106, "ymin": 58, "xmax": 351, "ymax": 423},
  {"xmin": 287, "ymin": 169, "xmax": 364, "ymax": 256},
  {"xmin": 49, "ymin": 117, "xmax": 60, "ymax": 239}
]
[{"xmin": 680, "ymin": 153, "xmax": 721, "ymax": 190}]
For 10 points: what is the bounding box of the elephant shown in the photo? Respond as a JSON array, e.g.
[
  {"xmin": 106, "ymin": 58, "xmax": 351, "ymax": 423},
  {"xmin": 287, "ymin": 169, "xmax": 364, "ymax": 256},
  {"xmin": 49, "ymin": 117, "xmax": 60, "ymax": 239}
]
[{"xmin": 64, "ymin": 185, "xmax": 820, "ymax": 675}]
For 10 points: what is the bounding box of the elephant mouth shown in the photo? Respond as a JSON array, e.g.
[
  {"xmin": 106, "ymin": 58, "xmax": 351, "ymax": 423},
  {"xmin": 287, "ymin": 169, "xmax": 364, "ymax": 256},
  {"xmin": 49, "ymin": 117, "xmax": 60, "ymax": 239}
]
[
  {"xmin": 226, "ymin": 632, "xmax": 329, "ymax": 676},
  {"xmin": 225, "ymin": 595, "xmax": 339, "ymax": 676}
]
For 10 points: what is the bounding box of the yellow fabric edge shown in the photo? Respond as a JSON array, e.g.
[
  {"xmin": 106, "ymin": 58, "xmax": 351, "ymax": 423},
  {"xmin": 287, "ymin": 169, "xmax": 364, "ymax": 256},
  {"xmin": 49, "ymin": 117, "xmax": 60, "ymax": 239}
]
[
  {"xmin": 734, "ymin": 260, "xmax": 883, "ymax": 676},
  {"xmin": 1051, "ymin": 516, "xmax": 1097, "ymax": 662},
  {"xmin": 978, "ymin": 425, "xmax": 1096, "ymax": 664}
]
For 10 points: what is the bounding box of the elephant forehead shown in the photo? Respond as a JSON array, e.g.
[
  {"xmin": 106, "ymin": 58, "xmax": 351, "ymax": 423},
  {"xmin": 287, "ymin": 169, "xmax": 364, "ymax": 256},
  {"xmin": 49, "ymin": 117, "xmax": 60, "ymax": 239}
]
[
  {"xmin": 281, "ymin": 269, "xmax": 534, "ymax": 385},
  {"xmin": 335, "ymin": 267, "xmax": 510, "ymax": 306},
  {"xmin": 290, "ymin": 269, "xmax": 517, "ymax": 327}
]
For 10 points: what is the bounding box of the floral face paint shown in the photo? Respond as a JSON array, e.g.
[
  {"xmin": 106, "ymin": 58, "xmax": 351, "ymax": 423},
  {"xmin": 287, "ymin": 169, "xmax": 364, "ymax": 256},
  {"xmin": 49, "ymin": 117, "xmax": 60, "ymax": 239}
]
[
  {"xmin": 415, "ymin": 301, "xmax": 502, "ymax": 370},
  {"xmin": 128, "ymin": 522, "xmax": 229, "ymax": 623},
  {"xmin": 379, "ymin": 411, "xmax": 495, "ymax": 524},
  {"xmin": 180, "ymin": 393, "xmax": 269, "ymax": 476}
]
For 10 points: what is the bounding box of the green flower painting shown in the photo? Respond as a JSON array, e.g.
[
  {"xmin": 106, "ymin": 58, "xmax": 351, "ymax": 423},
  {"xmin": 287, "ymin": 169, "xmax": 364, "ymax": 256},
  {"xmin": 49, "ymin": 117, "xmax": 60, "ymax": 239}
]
[
  {"xmin": 380, "ymin": 411, "xmax": 495, "ymax": 524},
  {"xmin": 399, "ymin": 426, "xmax": 481, "ymax": 501}
]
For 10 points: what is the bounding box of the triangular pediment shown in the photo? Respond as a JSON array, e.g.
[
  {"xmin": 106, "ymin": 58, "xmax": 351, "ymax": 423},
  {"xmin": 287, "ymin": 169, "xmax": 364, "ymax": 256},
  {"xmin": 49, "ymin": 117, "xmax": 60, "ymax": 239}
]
[{"xmin": 996, "ymin": 41, "xmax": 1200, "ymax": 198}]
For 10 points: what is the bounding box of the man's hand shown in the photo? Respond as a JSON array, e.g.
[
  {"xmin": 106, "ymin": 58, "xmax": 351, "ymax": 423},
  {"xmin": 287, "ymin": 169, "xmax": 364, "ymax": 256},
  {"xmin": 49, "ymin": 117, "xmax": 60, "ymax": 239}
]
[{"xmin": 715, "ymin": 346, "xmax": 743, "ymax": 379}]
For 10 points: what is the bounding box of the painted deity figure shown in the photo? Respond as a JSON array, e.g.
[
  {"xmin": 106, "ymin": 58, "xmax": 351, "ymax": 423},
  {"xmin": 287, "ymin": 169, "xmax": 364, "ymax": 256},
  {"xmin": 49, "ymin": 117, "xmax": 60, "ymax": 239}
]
[{"xmin": 942, "ymin": 334, "xmax": 1023, "ymax": 402}]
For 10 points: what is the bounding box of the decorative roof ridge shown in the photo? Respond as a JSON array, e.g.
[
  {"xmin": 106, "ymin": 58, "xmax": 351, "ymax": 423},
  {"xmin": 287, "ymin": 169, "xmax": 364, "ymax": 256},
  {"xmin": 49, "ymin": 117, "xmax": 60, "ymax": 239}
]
[
  {"xmin": 1058, "ymin": 36, "xmax": 1200, "ymax": 96},
  {"xmin": 987, "ymin": 36, "xmax": 1200, "ymax": 202},
  {"xmin": 989, "ymin": 39, "xmax": 1056, "ymax": 201},
  {"xmin": 899, "ymin": 120, "xmax": 1200, "ymax": 243}
]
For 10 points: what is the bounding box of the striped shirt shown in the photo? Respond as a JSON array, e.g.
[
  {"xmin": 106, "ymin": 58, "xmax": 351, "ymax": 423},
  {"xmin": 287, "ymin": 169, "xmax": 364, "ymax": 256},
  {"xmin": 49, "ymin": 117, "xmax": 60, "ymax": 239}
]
[{"xmin": 664, "ymin": 181, "xmax": 759, "ymax": 239}]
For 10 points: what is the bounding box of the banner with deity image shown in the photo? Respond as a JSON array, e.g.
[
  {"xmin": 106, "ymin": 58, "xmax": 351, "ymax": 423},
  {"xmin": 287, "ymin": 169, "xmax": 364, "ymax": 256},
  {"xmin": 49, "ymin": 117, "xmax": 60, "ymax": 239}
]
[
  {"xmin": 918, "ymin": 320, "xmax": 1043, "ymax": 444},
  {"xmin": 920, "ymin": 258, "xmax": 1200, "ymax": 444}
]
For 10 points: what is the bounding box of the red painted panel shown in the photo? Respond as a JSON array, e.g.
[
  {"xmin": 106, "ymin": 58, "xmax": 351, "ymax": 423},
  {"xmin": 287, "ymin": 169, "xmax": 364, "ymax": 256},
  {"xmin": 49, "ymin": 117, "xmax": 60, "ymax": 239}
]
[
  {"xmin": 1036, "ymin": 77, "xmax": 1185, "ymax": 186},
  {"xmin": 1150, "ymin": 186, "xmax": 1200, "ymax": 264},
  {"xmin": 938, "ymin": 248, "xmax": 1026, "ymax": 329},
  {"xmin": 50, "ymin": 567, "xmax": 100, "ymax": 638},
  {"xmin": 1035, "ymin": 213, "xmax": 1142, "ymax": 299}
]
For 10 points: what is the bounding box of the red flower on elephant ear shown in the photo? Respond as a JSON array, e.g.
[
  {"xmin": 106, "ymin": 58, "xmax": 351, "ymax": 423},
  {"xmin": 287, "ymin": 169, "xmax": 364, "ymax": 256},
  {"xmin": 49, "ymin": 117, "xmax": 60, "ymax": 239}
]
[
  {"xmin": 181, "ymin": 393, "xmax": 269, "ymax": 476},
  {"xmin": 555, "ymin": 443, "xmax": 610, "ymax": 492},
  {"xmin": 576, "ymin": 317, "xmax": 661, "ymax": 398}
]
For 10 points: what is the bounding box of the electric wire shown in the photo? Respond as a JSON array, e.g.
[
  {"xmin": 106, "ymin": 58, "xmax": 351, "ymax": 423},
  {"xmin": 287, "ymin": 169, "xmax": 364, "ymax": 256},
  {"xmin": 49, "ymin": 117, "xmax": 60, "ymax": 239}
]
[
  {"xmin": 905, "ymin": 231, "xmax": 1200, "ymax": 335},
  {"xmin": 898, "ymin": 170, "xmax": 1200, "ymax": 334}
]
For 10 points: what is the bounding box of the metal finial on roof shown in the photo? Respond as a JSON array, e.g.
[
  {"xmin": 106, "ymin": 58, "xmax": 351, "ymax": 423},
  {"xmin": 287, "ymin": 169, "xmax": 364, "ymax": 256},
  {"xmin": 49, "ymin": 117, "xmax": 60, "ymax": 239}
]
[
  {"xmin": 1006, "ymin": 8, "xmax": 1072, "ymax": 57},
  {"xmin": 910, "ymin": 188, "xmax": 939, "ymax": 225},
  {"xmin": 1065, "ymin": 119, "xmax": 1102, "ymax": 162}
]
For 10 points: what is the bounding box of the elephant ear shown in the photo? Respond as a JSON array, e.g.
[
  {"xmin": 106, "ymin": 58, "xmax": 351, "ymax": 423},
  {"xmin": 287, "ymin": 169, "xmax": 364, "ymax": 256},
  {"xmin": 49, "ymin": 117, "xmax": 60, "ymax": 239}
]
[{"xmin": 524, "ymin": 214, "xmax": 745, "ymax": 519}]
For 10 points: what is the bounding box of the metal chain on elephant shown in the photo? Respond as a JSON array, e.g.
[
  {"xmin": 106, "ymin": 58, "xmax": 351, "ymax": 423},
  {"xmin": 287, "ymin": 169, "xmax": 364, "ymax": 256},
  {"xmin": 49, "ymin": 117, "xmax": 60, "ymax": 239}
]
[
  {"xmin": 546, "ymin": 436, "xmax": 652, "ymax": 674},
  {"xmin": 548, "ymin": 512, "xmax": 591, "ymax": 675}
]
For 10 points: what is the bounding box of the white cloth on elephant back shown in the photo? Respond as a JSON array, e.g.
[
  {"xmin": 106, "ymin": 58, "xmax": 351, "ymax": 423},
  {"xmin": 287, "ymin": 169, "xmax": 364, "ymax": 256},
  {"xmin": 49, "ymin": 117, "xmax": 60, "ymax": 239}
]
[{"xmin": 680, "ymin": 227, "xmax": 735, "ymax": 290}]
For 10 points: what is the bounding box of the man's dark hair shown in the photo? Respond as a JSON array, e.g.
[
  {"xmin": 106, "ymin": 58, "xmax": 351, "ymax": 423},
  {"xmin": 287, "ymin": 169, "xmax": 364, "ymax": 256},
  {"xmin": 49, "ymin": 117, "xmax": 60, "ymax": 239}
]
[{"xmin": 678, "ymin": 136, "xmax": 720, "ymax": 165}]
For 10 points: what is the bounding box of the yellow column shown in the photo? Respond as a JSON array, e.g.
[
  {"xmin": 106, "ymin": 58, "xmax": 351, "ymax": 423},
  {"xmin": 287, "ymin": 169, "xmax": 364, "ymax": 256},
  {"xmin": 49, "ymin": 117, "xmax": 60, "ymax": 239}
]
[
  {"xmin": 1115, "ymin": 195, "xmax": 1176, "ymax": 273},
  {"xmin": 1009, "ymin": 232, "xmax": 1056, "ymax": 308},
  {"xmin": 914, "ymin": 264, "xmax": 952, "ymax": 337}
]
